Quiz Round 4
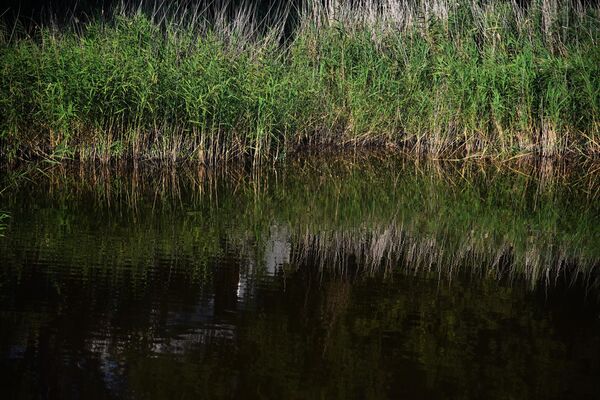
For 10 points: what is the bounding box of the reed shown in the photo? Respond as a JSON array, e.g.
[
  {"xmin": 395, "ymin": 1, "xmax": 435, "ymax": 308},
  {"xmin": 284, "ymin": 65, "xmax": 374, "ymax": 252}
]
[{"xmin": 1, "ymin": 0, "xmax": 599, "ymax": 163}]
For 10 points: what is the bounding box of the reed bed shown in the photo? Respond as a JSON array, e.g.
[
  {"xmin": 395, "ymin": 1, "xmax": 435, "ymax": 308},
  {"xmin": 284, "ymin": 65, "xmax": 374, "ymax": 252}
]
[{"xmin": 0, "ymin": 0, "xmax": 599, "ymax": 163}]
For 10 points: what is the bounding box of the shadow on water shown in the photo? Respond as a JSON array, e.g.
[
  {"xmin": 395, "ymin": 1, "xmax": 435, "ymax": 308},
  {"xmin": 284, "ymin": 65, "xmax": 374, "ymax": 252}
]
[{"xmin": 0, "ymin": 154, "xmax": 599, "ymax": 399}]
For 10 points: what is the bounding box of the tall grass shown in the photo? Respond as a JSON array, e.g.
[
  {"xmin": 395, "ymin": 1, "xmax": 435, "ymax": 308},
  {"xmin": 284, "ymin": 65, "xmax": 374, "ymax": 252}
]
[{"xmin": 1, "ymin": 0, "xmax": 599, "ymax": 163}]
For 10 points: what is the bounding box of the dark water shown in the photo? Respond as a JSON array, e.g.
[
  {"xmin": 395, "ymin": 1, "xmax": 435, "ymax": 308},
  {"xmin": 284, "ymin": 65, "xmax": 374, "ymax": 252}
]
[{"xmin": 1, "ymin": 156, "xmax": 599, "ymax": 399}]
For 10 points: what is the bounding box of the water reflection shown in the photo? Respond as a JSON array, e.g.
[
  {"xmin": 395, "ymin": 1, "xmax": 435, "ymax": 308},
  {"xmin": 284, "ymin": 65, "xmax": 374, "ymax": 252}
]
[{"xmin": 0, "ymin": 155, "xmax": 599, "ymax": 399}]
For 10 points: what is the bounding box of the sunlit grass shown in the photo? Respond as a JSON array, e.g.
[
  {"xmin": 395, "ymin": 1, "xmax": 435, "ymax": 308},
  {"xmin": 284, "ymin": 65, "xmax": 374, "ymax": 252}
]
[{"xmin": 0, "ymin": 0, "xmax": 598, "ymax": 163}]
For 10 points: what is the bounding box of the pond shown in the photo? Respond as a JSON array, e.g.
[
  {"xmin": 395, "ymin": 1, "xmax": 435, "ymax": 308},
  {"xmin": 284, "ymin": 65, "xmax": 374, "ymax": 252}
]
[{"xmin": 1, "ymin": 155, "xmax": 599, "ymax": 399}]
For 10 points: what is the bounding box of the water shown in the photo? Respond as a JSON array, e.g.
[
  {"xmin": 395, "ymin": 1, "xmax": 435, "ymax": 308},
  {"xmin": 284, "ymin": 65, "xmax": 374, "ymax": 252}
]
[{"xmin": 1, "ymin": 156, "xmax": 599, "ymax": 399}]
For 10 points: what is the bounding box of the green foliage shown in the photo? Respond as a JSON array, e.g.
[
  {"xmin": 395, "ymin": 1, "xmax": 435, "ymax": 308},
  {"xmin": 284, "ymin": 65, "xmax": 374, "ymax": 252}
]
[{"xmin": 0, "ymin": 0, "xmax": 598, "ymax": 162}]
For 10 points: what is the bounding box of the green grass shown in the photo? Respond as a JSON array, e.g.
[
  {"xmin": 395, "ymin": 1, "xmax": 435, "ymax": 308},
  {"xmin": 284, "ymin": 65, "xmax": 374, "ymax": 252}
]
[{"xmin": 0, "ymin": 0, "xmax": 599, "ymax": 163}]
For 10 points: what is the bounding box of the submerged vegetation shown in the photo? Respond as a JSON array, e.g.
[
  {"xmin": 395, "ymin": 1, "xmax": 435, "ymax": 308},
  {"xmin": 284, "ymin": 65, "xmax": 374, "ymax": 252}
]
[{"xmin": 0, "ymin": 0, "xmax": 599, "ymax": 163}]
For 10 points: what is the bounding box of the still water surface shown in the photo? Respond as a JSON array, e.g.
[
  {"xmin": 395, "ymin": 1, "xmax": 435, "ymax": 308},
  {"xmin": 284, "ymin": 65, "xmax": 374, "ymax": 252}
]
[{"xmin": 1, "ymin": 156, "xmax": 599, "ymax": 399}]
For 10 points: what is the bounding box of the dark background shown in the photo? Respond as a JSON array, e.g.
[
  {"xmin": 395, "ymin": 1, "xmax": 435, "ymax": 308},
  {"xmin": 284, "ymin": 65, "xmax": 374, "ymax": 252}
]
[
  {"xmin": 1, "ymin": 1, "xmax": 295, "ymax": 27},
  {"xmin": 2, "ymin": 0, "xmax": 599, "ymax": 28}
]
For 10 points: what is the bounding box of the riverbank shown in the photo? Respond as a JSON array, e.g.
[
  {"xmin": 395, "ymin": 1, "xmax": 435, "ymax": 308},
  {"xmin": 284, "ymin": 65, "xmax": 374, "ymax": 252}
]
[{"xmin": 1, "ymin": 0, "xmax": 599, "ymax": 164}]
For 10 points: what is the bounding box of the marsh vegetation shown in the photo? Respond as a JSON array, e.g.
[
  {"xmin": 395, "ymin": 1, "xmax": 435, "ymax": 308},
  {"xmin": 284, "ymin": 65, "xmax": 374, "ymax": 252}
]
[{"xmin": 1, "ymin": 0, "xmax": 598, "ymax": 163}]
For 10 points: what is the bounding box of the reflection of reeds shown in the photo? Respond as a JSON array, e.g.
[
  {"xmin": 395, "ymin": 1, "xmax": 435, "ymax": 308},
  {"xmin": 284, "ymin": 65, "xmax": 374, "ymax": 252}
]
[
  {"xmin": 1, "ymin": 1, "xmax": 599, "ymax": 163},
  {"xmin": 0, "ymin": 155, "xmax": 597, "ymax": 289},
  {"xmin": 0, "ymin": 211, "xmax": 8, "ymax": 236},
  {"xmin": 292, "ymin": 223, "xmax": 598, "ymax": 289}
]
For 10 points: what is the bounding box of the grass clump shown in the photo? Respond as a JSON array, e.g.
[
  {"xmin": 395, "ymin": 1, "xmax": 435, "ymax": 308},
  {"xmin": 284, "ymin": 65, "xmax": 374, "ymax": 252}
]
[{"xmin": 0, "ymin": 0, "xmax": 599, "ymax": 163}]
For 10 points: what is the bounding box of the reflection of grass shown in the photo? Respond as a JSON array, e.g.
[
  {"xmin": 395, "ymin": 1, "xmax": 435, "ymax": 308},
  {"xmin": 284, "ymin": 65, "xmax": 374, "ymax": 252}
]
[
  {"xmin": 0, "ymin": 212, "xmax": 8, "ymax": 236},
  {"xmin": 0, "ymin": 156, "xmax": 597, "ymax": 289},
  {"xmin": 279, "ymin": 158, "xmax": 600, "ymax": 287},
  {"xmin": 1, "ymin": 1, "xmax": 598, "ymax": 163}
]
